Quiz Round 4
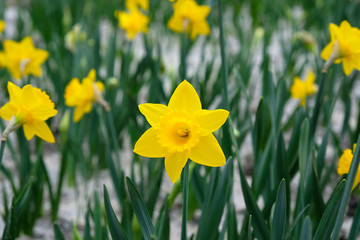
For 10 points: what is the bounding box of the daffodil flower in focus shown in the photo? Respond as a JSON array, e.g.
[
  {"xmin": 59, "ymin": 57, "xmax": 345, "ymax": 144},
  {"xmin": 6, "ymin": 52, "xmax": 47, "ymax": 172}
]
[
  {"xmin": 338, "ymin": 144, "xmax": 360, "ymax": 190},
  {"xmin": 64, "ymin": 69, "xmax": 109, "ymax": 122},
  {"xmin": 290, "ymin": 70, "xmax": 317, "ymax": 106},
  {"xmin": 134, "ymin": 80, "xmax": 229, "ymax": 183},
  {"xmin": 0, "ymin": 82, "xmax": 57, "ymax": 143},
  {"xmin": 167, "ymin": 0, "xmax": 211, "ymax": 40},
  {"xmin": 0, "ymin": 36, "xmax": 49, "ymax": 80},
  {"xmin": 114, "ymin": 8, "xmax": 149, "ymax": 40},
  {"xmin": 321, "ymin": 20, "xmax": 360, "ymax": 75}
]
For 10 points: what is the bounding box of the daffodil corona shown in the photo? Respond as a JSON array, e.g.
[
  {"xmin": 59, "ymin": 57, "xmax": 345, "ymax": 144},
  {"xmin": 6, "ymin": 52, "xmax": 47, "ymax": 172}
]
[
  {"xmin": 0, "ymin": 82, "xmax": 57, "ymax": 143},
  {"xmin": 114, "ymin": 8, "xmax": 149, "ymax": 40},
  {"xmin": 168, "ymin": 0, "xmax": 211, "ymax": 40},
  {"xmin": 134, "ymin": 80, "xmax": 229, "ymax": 183},
  {"xmin": 0, "ymin": 37, "xmax": 49, "ymax": 80},
  {"xmin": 290, "ymin": 70, "xmax": 317, "ymax": 106},
  {"xmin": 321, "ymin": 20, "xmax": 360, "ymax": 75},
  {"xmin": 64, "ymin": 69, "xmax": 109, "ymax": 122},
  {"xmin": 338, "ymin": 144, "xmax": 360, "ymax": 190}
]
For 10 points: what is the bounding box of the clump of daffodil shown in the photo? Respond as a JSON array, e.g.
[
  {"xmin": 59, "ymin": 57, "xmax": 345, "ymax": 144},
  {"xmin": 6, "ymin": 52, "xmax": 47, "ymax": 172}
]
[
  {"xmin": 290, "ymin": 70, "xmax": 318, "ymax": 106},
  {"xmin": 321, "ymin": 20, "xmax": 360, "ymax": 75},
  {"xmin": 338, "ymin": 144, "xmax": 360, "ymax": 190},
  {"xmin": 64, "ymin": 69, "xmax": 109, "ymax": 122},
  {"xmin": 114, "ymin": 8, "xmax": 149, "ymax": 40},
  {"xmin": 0, "ymin": 20, "xmax": 5, "ymax": 34},
  {"xmin": 134, "ymin": 80, "xmax": 229, "ymax": 183},
  {"xmin": 0, "ymin": 82, "xmax": 57, "ymax": 143},
  {"xmin": 0, "ymin": 36, "xmax": 49, "ymax": 80},
  {"xmin": 126, "ymin": 0, "xmax": 149, "ymax": 11},
  {"xmin": 167, "ymin": 0, "xmax": 211, "ymax": 40}
]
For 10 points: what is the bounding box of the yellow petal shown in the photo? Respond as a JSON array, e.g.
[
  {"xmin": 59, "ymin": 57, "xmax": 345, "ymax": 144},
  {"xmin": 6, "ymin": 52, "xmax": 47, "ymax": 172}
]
[
  {"xmin": 168, "ymin": 80, "xmax": 201, "ymax": 113},
  {"xmin": 139, "ymin": 103, "xmax": 169, "ymax": 126},
  {"xmin": 320, "ymin": 42, "xmax": 334, "ymax": 61},
  {"xmin": 7, "ymin": 81, "xmax": 21, "ymax": 104},
  {"xmin": 189, "ymin": 134, "xmax": 226, "ymax": 167},
  {"xmin": 134, "ymin": 127, "xmax": 167, "ymax": 158},
  {"xmin": 28, "ymin": 120, "xmax": 55, "ymax": 143},
  {"xmin": 0, "ymin": 103, "xmax": 17, "ymax": 120},
  {"xmin": 73, "ymin": 107, "xmax": 86, "ymax": 122},
  {"xmin": 337, "ymin": 149, "xmax": 353, "ymax": 175},
  {"xmin": 194, "ymin": 109, "xmax": 229, "ymax": 133},
  {"xmin": 165, "ymin": 151, "xmax": 188, "ymax": 183},
  {"xmin": 23, "ymin": 123, "xmax": 35, "ymax": 140},
  {"xmin": 352, "ymin": 171, "xmax": 360, "ymax": 191},
  {"xmin": 342, "ymin": 57, "xmax": 354, "ymax": 76}
]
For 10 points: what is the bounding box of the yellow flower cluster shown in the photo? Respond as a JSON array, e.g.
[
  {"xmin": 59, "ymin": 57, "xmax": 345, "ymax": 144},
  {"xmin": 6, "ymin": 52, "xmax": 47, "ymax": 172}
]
[
  {"xmin": 168, "ymin": 0, "xmax": 211, "ymax": 40},
  {"xmin": 290, "ymin": 70, "xmax": 317, "ymax": 106},
  {"xmin": 338, "ymin": 145, "xmax": 360, "ymax": 190},
  {"xmin": 0, "ymin": 37, "xmax": 49, "ymax": 80},
  {"xmin": 321, "ymin": 20, "xmax": 360, "ymax": 75},
  {"xmin": 134, "ymin": 80, "xmax": 229, "ymax": 183},
  {"xmin": 64, "ymin": 69, "xmax": 108, "ymax": 122},
  {"xmin": 114, "ymin": 0, "xmax": 149, "ymax": 40}
]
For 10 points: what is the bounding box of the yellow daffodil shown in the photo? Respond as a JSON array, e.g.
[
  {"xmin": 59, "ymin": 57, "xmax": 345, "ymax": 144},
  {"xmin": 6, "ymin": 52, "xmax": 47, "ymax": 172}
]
[
  {"xmin": 0, "ymin": 36, "xmax": 49, "ymax": 80},
  {"xmin": 290, "ymin": 70, "xmax": 317, "ymax": 106},
  {"xmin": 321, "ymin": 20, "xmax": 360, "ymax": 75},
  {"xmin": 0, "ymin": 20, "xmax": 5, "ymax": 33},
  {"xmin": 134, "ymin": 80, "xmax": 229, "ymax": 183},
  {"xmin": 0, "ymin": 82, "xmax": 57, "ymax": 142},
  {"xmin": 126, "ymin": 0, "xmax": 149, "ymax": 10},
  {"xmin": 338, "ymin": 144, "xmax": 360, "ymax": 190},
  {"xmin": 167, "ymin": 0, "xmax": 211, "ymax": 40},
  {"xmin": 114, "ymin": 9, "xmax": 149, "ymax": 40},
  {"xmin": 64, "ymin": 69, "xmax": 109, "ymax": 122}
]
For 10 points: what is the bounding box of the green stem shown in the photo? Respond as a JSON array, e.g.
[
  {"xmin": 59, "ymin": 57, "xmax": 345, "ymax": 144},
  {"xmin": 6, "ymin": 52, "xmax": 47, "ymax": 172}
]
[
  {"xmin": 0, "ymin": 139, "xmax": 6, "ymax": 167},
  {"xmin": 180, "ymin": 33, "xmax": 187, "ymax": 81},
  {"xmin": 181, "ymin": 160, "xmax": 189, "ymax": 240},
  {"xmin": 218, "ymin": 0, "xmax": 229, "ymax": 110},
  {"xmin": 309, "ymin": 72, "xmax": 326, "ymax": 139},
  {"xmin": 331, "ymin": 135, "xmax": 360, "ymax": 240}
]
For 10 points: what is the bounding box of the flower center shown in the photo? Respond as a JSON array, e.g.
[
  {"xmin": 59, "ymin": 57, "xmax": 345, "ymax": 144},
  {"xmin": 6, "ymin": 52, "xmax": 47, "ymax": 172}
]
[{"xmin": 156, "ymin": 110, "xmax": 200, "ymax": 154}]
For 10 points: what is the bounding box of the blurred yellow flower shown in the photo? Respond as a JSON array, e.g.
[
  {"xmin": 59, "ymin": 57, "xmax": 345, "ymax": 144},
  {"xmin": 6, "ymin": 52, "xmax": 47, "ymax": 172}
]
[
  {"xmin": 0, "ymin": 82, "xmax": 57, "ymax": 143},
  {"xmin": 338, "ymin": 144, "xmax": 360, "ymax": 190},
  {"xmin": 321, "ymin": 20, "xmax": 360, "ymax": 75},
  {"xmin": 0, "ymin": 36, "xmax": 49, "ymax": 80},
  {"xmin": 114, "ymin": 9, "xmax": 149, "ymax": 40},
  {"xmin": 0, "ymin": 20, "xmax": 5, "ymax": 33},
  {"xmin": 134, "ymin": 80, "xmax": 229, "ymax": 183},
  {"xmin": 126, "ymin": 0, "xmax": 149, "ymax": 10},
  {"xmin": 167, "ymin": 0, "xmax": 211, "ymax": 40},
  {"xmin": 290, "ymin": 70, "xmax": 317, "ymax": 106},
  {"xmin": 64, "ymin": 69, "xmax": 108, "ymax": 122}
]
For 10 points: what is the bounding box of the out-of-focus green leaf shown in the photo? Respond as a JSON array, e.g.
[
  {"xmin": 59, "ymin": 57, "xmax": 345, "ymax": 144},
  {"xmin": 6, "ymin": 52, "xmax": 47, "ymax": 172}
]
[{"xmin": 270, "ymin": 179, "xmax": 286, "ymax": 240}]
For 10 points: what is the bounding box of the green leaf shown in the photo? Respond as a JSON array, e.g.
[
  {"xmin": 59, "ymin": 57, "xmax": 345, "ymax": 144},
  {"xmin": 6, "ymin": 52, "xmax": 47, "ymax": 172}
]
[
  {"xmin": 54, "ymin": 224, "xmax": 66, "ymax": 240},
  {"xmin": 196, "ymin": 158, "xmax": 232, "ymax": 240},
  {"xmin": 348, "ymin": 198, "xmax": 360, "ymax": 240},
  {"xmin": 238, "ymin": 158, "xmax": 270, "ymax": 240},
  {"xmin": 94, "ymin": 190, "xmax": 102, "ymax": 240},
  {"xmin": 270, "ymin": 179, "xmax": 286, "ymax": 240},
  {"xmin": 155, "ymin": 196, "xmax": 170, "ymax": 240},
  {"xmin": 73, "ymin": 224, "xmax": 82, "ymax": 240},
  {"xmin": 314, "ymin": 179, "xmax": 346, "ymax": 240},
  {"xmin": 103, "ymin": 185, "xmax": 129, "ymax": 240},
  {"xmin": 300, "ymin": 217, "xmax": 312, "ymax": 240},
  {"xmin": 126, "ymin": 177, "xmax": 157, "ymax": 240}
]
